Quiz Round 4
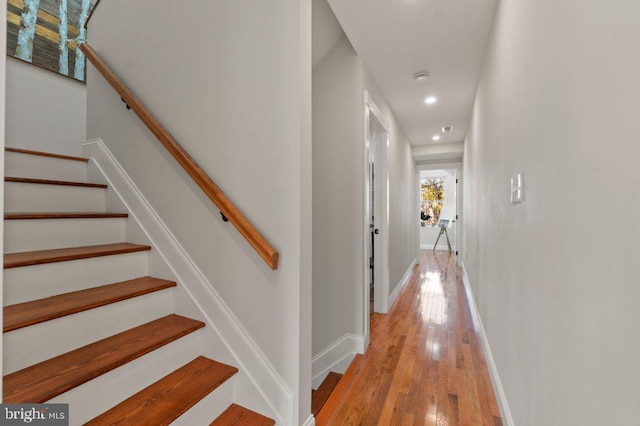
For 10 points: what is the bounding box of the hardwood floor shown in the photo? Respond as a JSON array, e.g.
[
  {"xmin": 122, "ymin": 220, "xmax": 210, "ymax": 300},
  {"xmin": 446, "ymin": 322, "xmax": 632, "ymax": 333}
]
[{"xmin": 317, "ymin": 250, "xmax": 502, "ymax": 425}]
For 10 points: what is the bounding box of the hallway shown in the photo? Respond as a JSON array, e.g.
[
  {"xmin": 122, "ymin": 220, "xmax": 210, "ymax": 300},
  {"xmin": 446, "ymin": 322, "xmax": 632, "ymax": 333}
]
[{"xmin": 319, "ymin": 251, "xmax": 502, "ymax": 425}]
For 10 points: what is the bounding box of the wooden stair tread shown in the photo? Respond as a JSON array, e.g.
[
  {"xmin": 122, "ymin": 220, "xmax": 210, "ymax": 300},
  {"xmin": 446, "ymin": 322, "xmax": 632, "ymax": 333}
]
[
  {"xmin": 4, "ymin": 277, "xmax": 176, "ymax": 333},
  {"xmin": 5, "ymin": 212, "xmax": 128, "ymax": 220},
  {"xmin": 5, "ymin": 147, "xmax": 89, "ymax": 162},
  {"xmin": 311, "ymin": 372, "xmax": 343, "ymax": 416},
  {"xmin": 5, "ymin": 177, "xmax": 107, "ymax": 188},
  {"xmin": 5, "ymin": 177, "xmax": 106, "ymax": 188},
  {"xmin": 86, "ymin": 356, "xmax": 237, "ymax": 425},
  {"xmin": 315, "ymin": 354, "xmax": 365, "ymax": 425},
  {"xmin": 3, "ymin": 314, "xmax": 205, "ymax": 403},
  {"xmin": 210, "ymin": 404, "xmax": 275, "ymax": 426},
  {"xmin": 4, "ymin": 243, "xmax": 151, "ymax": 269}
]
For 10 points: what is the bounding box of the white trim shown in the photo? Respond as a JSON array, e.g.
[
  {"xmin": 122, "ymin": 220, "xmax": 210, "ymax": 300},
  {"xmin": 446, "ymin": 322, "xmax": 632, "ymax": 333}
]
[
  {"xmin": 454, "ymin": 170, "xmax": 462, "ymax": 268},
  {"xmin": 365, "ymin": 92, "xmax": 388, "ymax": 131},
  {"xmin": 302, "ymin": 414, "xmax": 316, "ymax": 426},
  {"xmin": 363, "ymin": 89, "xmax": 391, "ymax": 346},
  {"xmin": 84, "ymin": 139, "xmax": 294, "ymax": 425},
  {"xmin": 461, "ymin": 262, "xmax": 514, "ymax": 426},
  {"xmin": 387, "ymin": 260, "xmax": 417, "ymax": 311},
  {"xmin": 311, "ymin": 333, "xmax": 365, "ymax": 389},
  {"xmin": 415, "ymin": 161, "xmax": 462, "ymax": 171},
  {"xmin": 420, "ymin": 244, "xmax": 456, "ymax": 252},
  {"xmin": 363, "ymin": 93, "xmax": 370, "ymax": 345}
]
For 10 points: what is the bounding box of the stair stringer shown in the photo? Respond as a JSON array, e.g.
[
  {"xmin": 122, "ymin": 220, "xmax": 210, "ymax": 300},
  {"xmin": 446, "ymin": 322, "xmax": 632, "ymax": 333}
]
[{"xmin": 83, "ymin": 139, "xmax": 294, "ymax": 425}]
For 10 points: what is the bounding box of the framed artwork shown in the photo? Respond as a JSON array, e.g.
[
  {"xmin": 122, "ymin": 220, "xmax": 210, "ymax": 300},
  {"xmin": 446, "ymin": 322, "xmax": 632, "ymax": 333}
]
[{"xmin": 7, "ymin": 0, "xmax": 98, "ymax": 81}]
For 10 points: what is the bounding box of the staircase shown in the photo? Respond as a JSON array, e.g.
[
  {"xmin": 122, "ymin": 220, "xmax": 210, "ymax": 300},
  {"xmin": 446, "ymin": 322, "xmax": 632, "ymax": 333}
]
[
  {"xmin": 311, "ymin": 372, "xmax": 343, "ymax": 416},
  {"xmin": 3, "ymin": 147, "xmax": 275, "ymax": 425},
  {"xmin": 315, "ymin": 355, "xmax": 365, "ymax": 425}
]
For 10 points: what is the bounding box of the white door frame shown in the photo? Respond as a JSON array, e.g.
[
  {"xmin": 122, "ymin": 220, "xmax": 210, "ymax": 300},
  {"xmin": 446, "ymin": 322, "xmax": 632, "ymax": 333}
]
[
  {"xmin": 455, "ymin": 170, "xmax": 462, "ymax": 267},
  {"xmin": 415, "ymin": 162, "xmax": 463, "ymax": 266},
  {"xmin": 363, "ymin": 91, "xmax": 390, "ymax": 345}
]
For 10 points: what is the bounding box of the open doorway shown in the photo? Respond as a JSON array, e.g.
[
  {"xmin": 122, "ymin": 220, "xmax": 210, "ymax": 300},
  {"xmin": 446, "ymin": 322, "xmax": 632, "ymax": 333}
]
[
  {"xmin": 363, "ymin": 91, "xmax": 389, "ymax": 343},
  {"xmin": 416, "ymin": 164, "xmax": 462, "ymax": 263}
]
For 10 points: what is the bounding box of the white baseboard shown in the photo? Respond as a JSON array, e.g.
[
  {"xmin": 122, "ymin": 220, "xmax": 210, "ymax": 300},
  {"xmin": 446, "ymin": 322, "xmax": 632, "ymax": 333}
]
[
  {"xmin": 387, "ymin": 260, "xmax": 417, "ymax": 311},
  {"xmin": 461, "ymin": 263, "xmax": 514, "ymax": 426},
  {"xmin": 420, "ymin": 243, "xmax": 456, "ymax": 251},
  {"xmin": 84, "ymin": 139, "xmax": 293, "ymax": 425},
  {"xmin": 302, "ymin": 414, "xmax": 315, "ymax": 426},
  {"xmin": 311, "ymin": 333, "xmax": 365, "ymax": 389}
]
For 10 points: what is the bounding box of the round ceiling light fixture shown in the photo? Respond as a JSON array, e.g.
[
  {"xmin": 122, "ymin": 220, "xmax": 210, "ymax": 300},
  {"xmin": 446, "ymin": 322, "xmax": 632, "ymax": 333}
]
[
  {"xmin": 413, "ymin": 71, "xmax": 430, "ymax": 83},
  {"xmin": 432, "ymin": 135, "xmax": 441, "ymax": 141},
  {"xmin": 425, "ymin": 96, "xmax": 438, "ymax": 105}
]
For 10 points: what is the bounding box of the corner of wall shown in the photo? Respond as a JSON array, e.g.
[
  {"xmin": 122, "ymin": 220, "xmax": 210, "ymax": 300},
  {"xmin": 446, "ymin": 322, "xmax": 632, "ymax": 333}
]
[
  {"xmin": 5, "ymin": 57, "xmax": 86, "ymax": 156},
  {"xmin": 302, "ymin": 414, "xmax": 316, "ymax": 426},
  {"xmin": 311, "ymin": 333, "xmax": 365, "ymax": 389}
]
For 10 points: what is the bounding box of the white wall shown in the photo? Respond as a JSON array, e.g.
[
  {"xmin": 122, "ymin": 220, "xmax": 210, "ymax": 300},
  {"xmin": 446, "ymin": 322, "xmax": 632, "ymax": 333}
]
[
  {"xmin": 299, "ymin": 0, "xmax": 313, "ymax": 420},
  {"xmin": 6, "ymin": 57, "xmax": 86, "ymax": 156},
  {"xmin": 0, "ymin": 0, "xmax": 7, "ymax": 392},
  {"xmin": 86, "ymin": 0, "xmax": 311, "ymax": 423},
  {"xmin": 362, "ymin": 66, "xmax": 416, "ymax": 299},
  {"xmin": 463, "ymin": 0, "xmax": 640, "ymax": 424},
  {"xmin": 412, "ymin": 141, "xmax": 464, "ymax": 163},
  {"xmin": 312, "ymin": 35, "xmax": 364, "ymax": 354},
  {"xmin": 312, "ymin": 0, "xmax": 344, "ymax": 67},
  {"xmin": 312, "ymin": 33, "xmax": 416, "ymax": 358}
]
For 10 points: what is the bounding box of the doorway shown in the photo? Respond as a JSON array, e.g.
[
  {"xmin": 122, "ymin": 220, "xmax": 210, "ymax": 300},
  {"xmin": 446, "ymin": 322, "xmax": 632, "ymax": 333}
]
[
  {"xmin": 416, "ymin": 165, "xmax": 462, "ymax": 261},
  {"xmin": 364, "ymin": 91, "xmax": 389, "ymax": 343}
]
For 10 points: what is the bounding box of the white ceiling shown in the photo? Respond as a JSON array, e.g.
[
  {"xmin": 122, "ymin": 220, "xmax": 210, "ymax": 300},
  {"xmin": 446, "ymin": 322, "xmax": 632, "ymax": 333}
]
[{"xmin": 327, "ymin": 0, "xmax": 498, "ymax": 146}]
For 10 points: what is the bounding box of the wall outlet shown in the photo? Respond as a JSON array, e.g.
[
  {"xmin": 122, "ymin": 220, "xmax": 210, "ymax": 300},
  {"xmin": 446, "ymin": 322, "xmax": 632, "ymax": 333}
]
[{"xmin": 510, "ymin": 173, "xmax": 523, "ymax": 204}]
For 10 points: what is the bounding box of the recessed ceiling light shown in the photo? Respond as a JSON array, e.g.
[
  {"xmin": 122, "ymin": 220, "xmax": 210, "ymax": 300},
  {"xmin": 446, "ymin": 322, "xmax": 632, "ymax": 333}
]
[
  {"xmin": 425, "ymin": 96, "xmax": 437, "ymax": 105},
  {"xmin": 432, "ymin": 135, "xmax": 441, "ymax": 141},
  {"xmin": 413, "ymin": 71, "xmax": 430, "ymax": 83}
]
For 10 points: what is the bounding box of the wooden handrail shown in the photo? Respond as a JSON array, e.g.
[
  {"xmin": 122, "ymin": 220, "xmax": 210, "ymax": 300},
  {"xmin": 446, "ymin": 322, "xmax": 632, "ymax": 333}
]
[
  {"xmin": 80, "ymin": 43, "xmax": 280, "ymax": 270},
  {"xmin": 84, "ymin": 0, "xmax": 102, "ymax": 29}
]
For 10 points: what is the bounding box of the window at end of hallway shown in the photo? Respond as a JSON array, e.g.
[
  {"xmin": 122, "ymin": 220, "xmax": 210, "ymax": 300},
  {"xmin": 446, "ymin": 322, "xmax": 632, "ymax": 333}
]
[{"xmin": 421, "ymin": 177, "xmax": 445, "ymax": 226}]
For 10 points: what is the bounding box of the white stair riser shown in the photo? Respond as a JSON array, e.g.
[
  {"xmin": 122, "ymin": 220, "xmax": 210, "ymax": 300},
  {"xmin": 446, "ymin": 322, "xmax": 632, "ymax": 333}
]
[
  {"xmin": 4, "ymin": 252, "xmax": 149, "ymax": 305},
  {"xmin": 47, "ymin": 331, "xmax": 204, "ymax": 425},
  {"xmin": 5, "ymin": 151, "xmax": 88, "ymax": 182},
  {"xmin": 5, "ymin": 182, "xmax": 106, "ymax": 213},
  {"xmin": 171, "ymin": 378, "xmax": 234, "ymax": 426},
  {"xmin": 4, "ymin": 288, "xmax": 175, "ymax": 374},
  {"xmin": 5, "ymin": 218, "xmax": 127, "ymax": 253}
]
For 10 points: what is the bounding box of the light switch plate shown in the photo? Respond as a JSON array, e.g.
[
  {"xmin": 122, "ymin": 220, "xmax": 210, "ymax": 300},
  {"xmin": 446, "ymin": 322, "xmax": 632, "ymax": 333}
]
[{"xmin": 511, "ymin": 173, "xmax": 523, "ymax": 204}]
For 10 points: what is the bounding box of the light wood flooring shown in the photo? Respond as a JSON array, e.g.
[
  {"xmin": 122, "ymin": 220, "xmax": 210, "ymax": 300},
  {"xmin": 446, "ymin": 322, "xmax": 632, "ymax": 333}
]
[{"xmin": 317, "ymin": 250, "xmax": 502, "ymax": 425}]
